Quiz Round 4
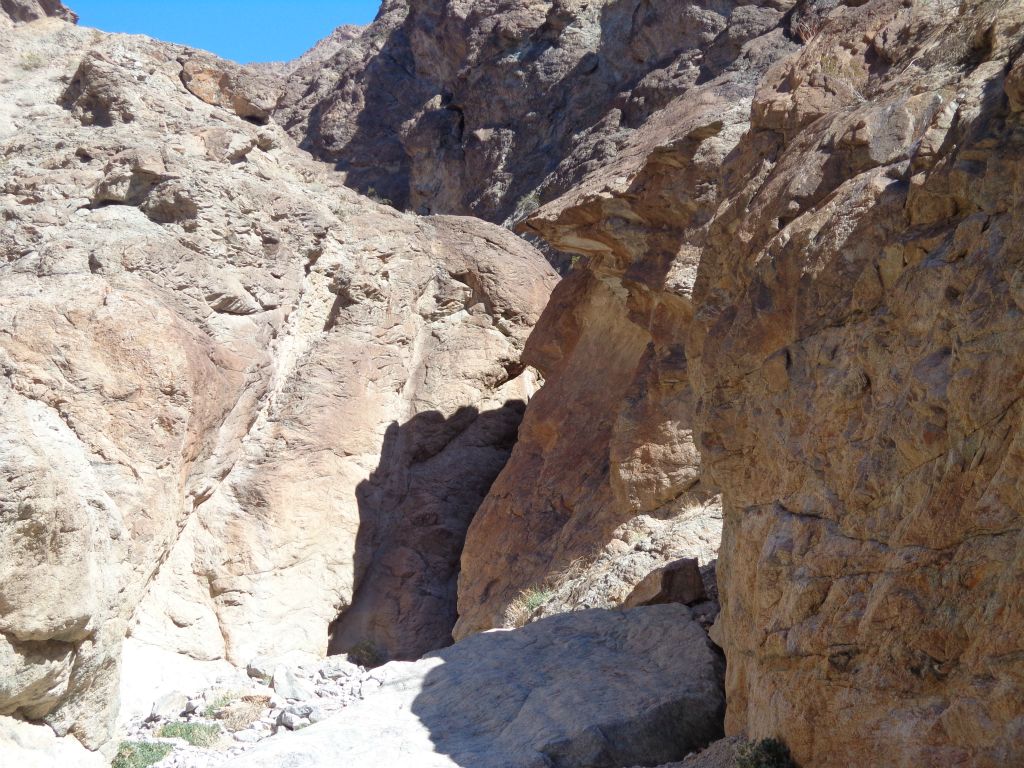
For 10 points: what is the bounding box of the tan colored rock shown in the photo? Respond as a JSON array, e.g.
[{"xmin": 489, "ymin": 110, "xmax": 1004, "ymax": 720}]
[
  {"xmin": 179, "ymin": 53, "xmax": 279, "ymax": 123},
  {"xmin": 0, "ymin": 0, "xmax": 75, "ymax": 24},
  {"xmin": 0, "ymin": 12, "xmax": 554, "ymax": 752},
  {"xmin": 455, "ymin": 10, "xmax": 792, "ymax": 638}
]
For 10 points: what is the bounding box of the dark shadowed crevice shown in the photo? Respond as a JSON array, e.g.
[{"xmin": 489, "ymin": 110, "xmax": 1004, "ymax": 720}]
[{"xmin": 327, "ymin": 400, "xmax": 527, "ymax": 663}]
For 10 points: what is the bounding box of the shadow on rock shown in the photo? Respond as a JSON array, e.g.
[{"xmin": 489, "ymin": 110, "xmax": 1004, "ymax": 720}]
[
  {"xmin": 329, "ymin": 400, "xmax": 527, "ymax": 663},
  {"xmin": 409, "ymin": 605, "xmax": 725, "ymax": 768},
  {"xmin": 228, "ymin": 605, "xmax": 724, "ymax": 768}
]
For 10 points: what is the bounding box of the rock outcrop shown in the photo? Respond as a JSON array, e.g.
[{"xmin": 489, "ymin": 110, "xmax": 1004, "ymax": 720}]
[
  {"xmin": 454, "ymin": 0, "xmax": 794, "ymax": 640},
  {"xmin": 471, "ymin": 0, "xmax": 1024, "ymax": 765},
  {"xmin": 0, "ymin": 716, "xmax": 105, "ymax": 768},
  {"xmin": 0, "ymin": 0, "xmax": 75, "ymax": 24},
  {"xmin": 274, "ymin": 0, "xmax": 794, "ymax": 222},
  {"xmin": 0, "ymin": 10, "xmax": 554, "ymax": 752},
  {"xmin": 227, "ymin": 605, "xmax": 725, "ymax": 768}
]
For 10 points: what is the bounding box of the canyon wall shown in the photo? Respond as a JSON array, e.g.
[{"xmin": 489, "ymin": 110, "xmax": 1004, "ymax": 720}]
[
  {"xmin": 275, "ymin": 0, "xmax": 793, "ymax": 222},
  {"xmin": 473, "ymin": 0, "xmax": 1023, "ymax": 764},
  {"xmin": 3, "ymin": 0, "xmax": 1024, "ymax": 765},
  {"xmin": 0, "ymin": 7, "xmax": 554, "ymax": 749}
]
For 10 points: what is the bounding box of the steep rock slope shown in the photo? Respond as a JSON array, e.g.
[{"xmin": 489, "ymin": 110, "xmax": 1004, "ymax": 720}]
[
  {"xmin": 492, "ymin": 0, "xmax": 1024, "ymax": 765},
  {"xmin": 274, "ymin": 0, "xmax": 793, "ymax": 221},
  {"xmin": 0, "ymin": 9, "xmax": 554, "ymax": 751}
]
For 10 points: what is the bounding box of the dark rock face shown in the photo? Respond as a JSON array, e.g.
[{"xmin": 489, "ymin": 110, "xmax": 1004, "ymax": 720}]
[
  {"xmin": 0, "ymin": 0, "xmax": 76, "ymax": 23},
  {"xmin": 273, "ymin": 0, "xmax": 790, "ymax": 222}
]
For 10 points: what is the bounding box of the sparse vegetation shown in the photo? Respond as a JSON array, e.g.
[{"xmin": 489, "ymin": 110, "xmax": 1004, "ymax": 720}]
[
  {"xmin": 365, "ymin": 187, "xmax": 394, "ymax": 207},
  {"xmin": 202, "ymin": 691, "xmax": 236, "ymax": 719},
  {"xmin": 216, "ymin": 694, "xmax": 271, "ymax": 732},
  {"xmin": 156, "ymin": 721, "xmax": 221, "ymax": 747},
  {"xmin": 18, "ymin": 52, "xmax": 45, "ymax": 70},
  {"xmin": 347, "ymin": 639, "xmax": 385, "ymax": 668},
  {"xmin": 736, "ymin": 738, "xmax": 797, "ymax": 768},
  {"xmin": 504, "ymin": 586, "xmax": 554, "ymax": 628},
  {"xmin": 112, "ymin": 741, "xmax": 173, "ymax": 768}
]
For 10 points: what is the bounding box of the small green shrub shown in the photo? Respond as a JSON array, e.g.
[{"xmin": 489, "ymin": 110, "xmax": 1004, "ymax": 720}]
[
  {"xmin": 523, "ymin": 588, "xmax": 553, "ymax": 612},
  {"xmin": 157, "ymin": 721, "xmax": 221, "ymax": 747},
  {"xmin": 202, "ymin": 691, "xmax": 235, "ymax": 719},
  {"xmin": 347, "ymin": 640, "xmax": 385, "ymax": 668},
  {"xmin": 112, "ymin": 741, "xmax": 173, "ymax": 768},
  {"xmin": 504, "ymin": 586, "xmax": 554, "ymax": 628},
  {"xmin": 736, "ymin": 738, "xmax": 797, "ymax": 768}
]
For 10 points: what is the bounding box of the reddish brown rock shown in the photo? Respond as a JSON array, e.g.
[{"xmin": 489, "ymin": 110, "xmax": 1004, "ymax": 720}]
[{"xmin": 473, "ymin": 0, "xmax": 1024, "ymax": 765}]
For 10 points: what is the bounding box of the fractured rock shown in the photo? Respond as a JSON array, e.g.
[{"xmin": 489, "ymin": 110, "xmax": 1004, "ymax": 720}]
[
  {"xmin": 0, "ymin": 11, "xmax": 555, "ymax": 749},
  {"xmin": 623, "ymin": 557, "xmax": 706, "ymax": 609}
]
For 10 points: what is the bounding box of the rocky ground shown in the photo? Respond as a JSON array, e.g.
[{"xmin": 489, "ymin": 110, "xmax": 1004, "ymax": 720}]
[{"xmin": 113, "ymin": 653, "xmax": 370, "ymax": 768}]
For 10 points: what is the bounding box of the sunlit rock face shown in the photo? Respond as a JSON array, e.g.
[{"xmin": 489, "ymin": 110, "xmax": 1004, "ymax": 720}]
[
  {"xmin": 0, "ymin": 0, "xmax": 76, "ymax": 24},
  {"xmin": 453, "ymin": 0, "xmax": 795, "ymax": 643},
  {"xmin": 0, "ymin": 10, "xmax": 554, "ymax": 748}
]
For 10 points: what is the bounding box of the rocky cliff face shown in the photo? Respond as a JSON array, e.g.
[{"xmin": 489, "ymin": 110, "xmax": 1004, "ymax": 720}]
[
  {"xmin": 274, "ymin": 0, "xmax": 792, "ymax": 222},
  {"xmin": 452, "ymin": 0, "xmax": 797, "ymax": 638},
  {"xmin": 3, "ymin": 0, "xmax": 1024, "ymax": 766},
  {"xmin": 0, "ymin": 8, "xmax": 553, "ymax": 750},
  {"xmin": 0, "ymin": 0, "xmax": 75, "ymax": 24},
  {"xmin": 479, "ymin": 0, "xmax": 1024, "ymax": 765}
]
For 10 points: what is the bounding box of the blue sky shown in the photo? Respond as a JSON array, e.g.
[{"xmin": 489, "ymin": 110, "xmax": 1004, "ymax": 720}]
[{"xmin": 72, "ymin": 1, "xmax": 381, "ymax": 63}]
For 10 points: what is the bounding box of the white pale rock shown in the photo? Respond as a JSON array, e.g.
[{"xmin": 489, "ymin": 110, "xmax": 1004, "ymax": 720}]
[
  {"xmin": 272, "ymin": 666, "xmax": 317, "ymax": 702},
  {"xmin": 0, "ymin": 716, "xmax": 105, "ymax": 768},
  {"xmin": 227, "ymin": 605, "xmax": 724, "ymax": 768}
]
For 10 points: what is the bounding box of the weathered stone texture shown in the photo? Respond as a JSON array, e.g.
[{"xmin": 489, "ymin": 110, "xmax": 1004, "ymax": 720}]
[
  {"xmin": 0, "ymin": 12, "xmax": 554, "ymax": 750},
  {"xmin": 500, "ymin": 0, "xmax": 1024, "ymax": 765},
  {"xmin": 228, "ymin": 606, "xmax": 725, "ymax": 768},
  {"xmin": 274, "ymin": 0, "xmax": 792, "ymax": 222}
]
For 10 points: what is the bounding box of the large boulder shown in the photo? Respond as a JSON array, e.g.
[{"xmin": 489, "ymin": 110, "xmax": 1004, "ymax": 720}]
[
  {"xmin": 226, "ymin": 605, "xmax": 725, "ymax": 768},
  {"xmin": 0, "ymin": 716, "xmax": 105, "ymax": 768}
]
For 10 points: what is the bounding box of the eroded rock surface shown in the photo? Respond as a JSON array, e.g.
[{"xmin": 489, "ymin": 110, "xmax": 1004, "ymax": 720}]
[
  {"xmin": 487, "ymin": 0, "xmax": 1024, "ymax": 765},
  {"xmin": 454, "ymin": 0, "xmax": 794, "ymax": 640},
  {"xmin": 0, "ymin": 0, "xmax": 75, "ymax": 24},
  {"xmin": 0, "ymin": 11, "xmax": 554, "ymax": 751},
  {"xmin": 274, "ymin": 0, "xmax": 793, "ymax": 222}
]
